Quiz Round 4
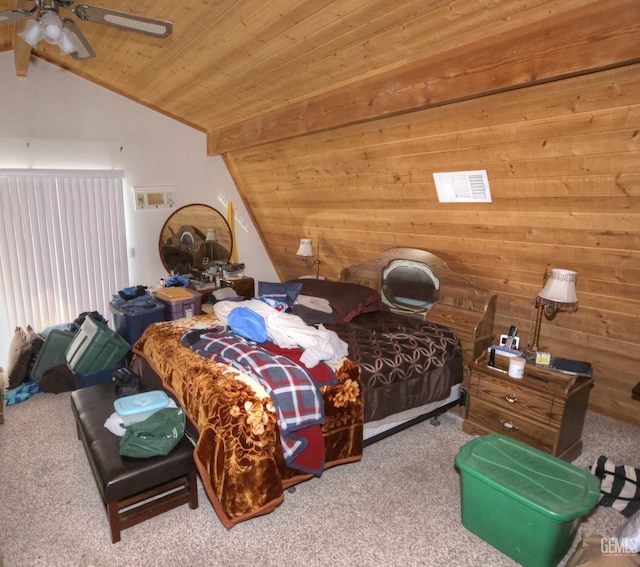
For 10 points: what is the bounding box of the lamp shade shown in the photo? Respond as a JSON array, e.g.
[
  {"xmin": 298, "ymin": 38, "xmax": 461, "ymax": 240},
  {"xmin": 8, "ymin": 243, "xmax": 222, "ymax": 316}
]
[
  {"xmin": 20, "ymin": 19, "xmax": 42, "ymax": 47},
  {"xmin": 58, "ymin": 28, "xmax": 77, "ymax": 54},
  {"xmin": 40, "ymin": 11, "xmax": 63, "ymax": 43},
  {"xmin": 205, "ymin": 228, "xmax": 216, "ymax": 242},
  {"xmin": 296, "ymin": 238, "xmax": 314, "ymax": 257},
  {"xmin": 537, "ymin": 269, "xmax": 578, "ymax": 306}
]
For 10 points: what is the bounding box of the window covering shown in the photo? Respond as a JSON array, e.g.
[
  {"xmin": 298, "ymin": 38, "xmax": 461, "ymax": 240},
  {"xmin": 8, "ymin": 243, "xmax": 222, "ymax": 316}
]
[{"xmin": 0, "ymin": 170, "xmax": 128, "ymax": 367}]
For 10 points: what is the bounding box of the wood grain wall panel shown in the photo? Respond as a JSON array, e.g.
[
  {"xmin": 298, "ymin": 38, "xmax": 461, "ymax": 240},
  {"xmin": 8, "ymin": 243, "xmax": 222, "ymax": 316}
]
[
  {"xmin": 209, "ymin": 0, "xmax": 640, "ymax": 152},
  {"xmin": 227, "ymin": 64, "xmax": 640, "ymax": 426}
]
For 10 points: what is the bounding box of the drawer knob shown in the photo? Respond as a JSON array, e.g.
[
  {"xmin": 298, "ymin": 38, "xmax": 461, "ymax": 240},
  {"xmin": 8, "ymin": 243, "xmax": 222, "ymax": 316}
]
[
  {"xmin": 500, "ymin": 419, "xmax": 520, "ymax": 432},
  {"xmin": 505, "ymin": 394, "xmax": 518, "ymax": 404}
]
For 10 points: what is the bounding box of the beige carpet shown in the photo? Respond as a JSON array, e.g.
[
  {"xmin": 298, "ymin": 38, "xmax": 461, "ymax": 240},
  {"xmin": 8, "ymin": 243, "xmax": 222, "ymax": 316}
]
[{"xmin": 0, "ymin": 389, "xmax": 637, "ymax": 567}]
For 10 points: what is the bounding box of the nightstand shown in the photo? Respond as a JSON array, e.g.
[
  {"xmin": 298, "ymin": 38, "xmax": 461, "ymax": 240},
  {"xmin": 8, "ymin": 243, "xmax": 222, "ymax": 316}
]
[
  {"xmin": 462, "ymin": 359, "xmax": 593, "ymax": 461},
  {"xmin": 190, "ymin": 277, "xmax": 255, "ymax": 302},
  {"xmin": 220, "ymin": 277, "xmax": 254, "ymax": 300}
]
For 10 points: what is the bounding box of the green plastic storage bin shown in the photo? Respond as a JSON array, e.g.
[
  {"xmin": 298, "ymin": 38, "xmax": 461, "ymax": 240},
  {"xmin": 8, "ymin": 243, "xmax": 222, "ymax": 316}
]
[
  {"xmin": 31, "ymin": 329, "xmax": 76, "ymax": 382},
  {"xmin": 65, "ymin": 317, "xmax": 131, "ymax": 375},
  {"xmin": 455, "ymin": 434, "xmax": 601, "ymax": 567}
]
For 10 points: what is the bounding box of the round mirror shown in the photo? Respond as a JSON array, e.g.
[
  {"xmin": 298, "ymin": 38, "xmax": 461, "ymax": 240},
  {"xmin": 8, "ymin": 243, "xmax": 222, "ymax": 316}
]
[{"xmin": 159, "ymin": 204, "xmax": 233, "ymax": 274}]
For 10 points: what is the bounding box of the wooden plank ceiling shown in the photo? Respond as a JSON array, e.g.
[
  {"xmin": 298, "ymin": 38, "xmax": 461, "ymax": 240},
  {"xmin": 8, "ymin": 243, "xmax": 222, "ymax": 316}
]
[{"xmin": 1, "ymin": 0, "xmax": 636, "ymax": 154}]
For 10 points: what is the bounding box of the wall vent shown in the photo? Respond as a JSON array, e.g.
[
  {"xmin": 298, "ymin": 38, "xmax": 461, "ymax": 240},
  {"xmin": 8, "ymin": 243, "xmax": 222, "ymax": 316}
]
[{"xmin": 433, "ymin": 170, "xmax": 492, "ymax": 203}]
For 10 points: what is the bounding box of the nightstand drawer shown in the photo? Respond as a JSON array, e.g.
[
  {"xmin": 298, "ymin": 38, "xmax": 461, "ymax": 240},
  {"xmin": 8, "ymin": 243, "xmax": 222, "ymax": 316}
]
[
  {"xmin": 470, "ymin": 370, "xmax": 560, "ymax": 427},
  {"xmin": 465, "ymin": 398, "xmax": 555, "ymax": 454}
]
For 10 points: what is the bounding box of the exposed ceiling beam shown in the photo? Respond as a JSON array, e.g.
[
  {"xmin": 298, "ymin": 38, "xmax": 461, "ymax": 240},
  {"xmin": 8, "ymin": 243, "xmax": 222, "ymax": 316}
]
[
  {"xmin": 8, "ymin": 0, "xmax": 31, "ymax": 76},
  {"xmin": 208, "ymin": 0, "xmax": 640, "ymax": 155},
  {"xmin": 13, "ymin": 27, "xmax": 31, "ymax": 77}
]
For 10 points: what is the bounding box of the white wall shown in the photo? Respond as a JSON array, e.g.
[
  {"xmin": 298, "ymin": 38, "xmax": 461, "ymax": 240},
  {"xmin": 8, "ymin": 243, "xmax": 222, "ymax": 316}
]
[{"xmin": 0, "ymin": 52, "xmax": 278, "ymax": 366}]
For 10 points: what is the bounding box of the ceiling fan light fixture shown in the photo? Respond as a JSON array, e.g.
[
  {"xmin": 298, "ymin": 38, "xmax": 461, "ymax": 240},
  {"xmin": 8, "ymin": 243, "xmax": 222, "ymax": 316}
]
[
  {"xmin": 3, "ymin": 1, "xmax": 173, "ymax": 59},
  {"xmin": 40, "ymin": 10, "xmax": 64, "ymax": 43},
  {"xmin": 58, "ymin": 28, "xmax": 76, "ymax": 54},
  {"xmin": 20, "ymin": 19, "xmax": 42, "ymax": 46}
]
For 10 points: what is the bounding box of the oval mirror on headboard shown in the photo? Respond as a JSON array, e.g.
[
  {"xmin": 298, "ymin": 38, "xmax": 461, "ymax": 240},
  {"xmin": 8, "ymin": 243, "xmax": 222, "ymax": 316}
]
[
  {"xmin": 381, "ymin": 259, "xmax": 440, "ymax": 313},
  {"xmin": 159, "ymin": 204, "xmax": 233, "ymax": 274}
]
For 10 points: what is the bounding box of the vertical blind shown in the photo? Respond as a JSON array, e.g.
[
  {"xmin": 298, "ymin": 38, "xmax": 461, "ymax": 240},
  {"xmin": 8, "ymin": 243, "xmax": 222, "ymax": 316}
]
[{"xmin": 0, "ymin": 170, "xmax": 129, "ymax": 367}]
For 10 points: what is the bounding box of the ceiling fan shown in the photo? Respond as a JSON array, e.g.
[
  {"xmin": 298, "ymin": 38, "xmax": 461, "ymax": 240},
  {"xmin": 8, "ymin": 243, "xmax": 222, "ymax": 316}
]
[{"xmin": 0, "ymin": 0, "xmax": 173, "ymax": 60}]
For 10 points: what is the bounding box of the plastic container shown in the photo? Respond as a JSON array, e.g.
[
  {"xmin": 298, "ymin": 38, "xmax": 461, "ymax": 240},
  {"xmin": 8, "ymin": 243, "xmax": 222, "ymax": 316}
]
[
  {"xmin": 65, "ymin": 317, "xmax": 131, "ymax": 375},
  {"xmin": 114, "ymin": 390, "xmax": 170, "ymax": 425},
  {"xmin": 455, "ymin": 434, "xmax": 601, "ymax": 567},
  {"xmin": 153, "ymin": 287, "xmax": 202, "ymax": 320},
  {"xmin": 109, "ymin": 298, "xmax": 165, "ymax": 345},
  {"xmin": 74, "ymin": 362, "xmax": 124, "ymax": 390},
  {"xmin": 508, "ymin": 356, "xmax": 526, "ymax": 378},
  {"xmin": 31, "ymin": 329, "xmax": 76, "ymax": 382}
]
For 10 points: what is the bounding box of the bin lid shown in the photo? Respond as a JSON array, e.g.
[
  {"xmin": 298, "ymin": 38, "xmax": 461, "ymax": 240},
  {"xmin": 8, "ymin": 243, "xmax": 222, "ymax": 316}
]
[
  {"xmin": 110, "ymin": 299, "xmax": 164, "ymax": 314},
  {"xmin": 455, "ymin": 434, "xmax": 601, "ymax": 521},
  {"xmin": 114, "ymin": 390, "xmax": 170, "ymax": 416},
  {"xmin": 154, "ymin": 287, "xmax": 198, "ymax": 302}
]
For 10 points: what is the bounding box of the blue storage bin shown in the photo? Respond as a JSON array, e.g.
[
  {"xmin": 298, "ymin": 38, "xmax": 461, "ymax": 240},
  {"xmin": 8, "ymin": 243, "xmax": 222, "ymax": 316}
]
[
  {"xmin": 109, "ymin": 298, "xmax": 165, "ymax": 345},
  {"xmin": 74, "ymin": 362, "xmax": 124, "ymax": 390}
]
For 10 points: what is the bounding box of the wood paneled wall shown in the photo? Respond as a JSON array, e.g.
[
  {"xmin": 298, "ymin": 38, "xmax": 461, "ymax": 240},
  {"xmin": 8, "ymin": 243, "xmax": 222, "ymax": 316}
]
[{"xmin": 226, "ymin": 63, "xmax": 640, "ymax": 427}]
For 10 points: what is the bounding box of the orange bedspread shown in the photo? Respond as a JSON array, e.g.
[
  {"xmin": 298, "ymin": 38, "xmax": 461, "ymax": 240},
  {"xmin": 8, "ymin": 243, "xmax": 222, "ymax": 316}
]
[{"xmin": 132, "ymin": 314, "xmax": 363, "ymax": 528}]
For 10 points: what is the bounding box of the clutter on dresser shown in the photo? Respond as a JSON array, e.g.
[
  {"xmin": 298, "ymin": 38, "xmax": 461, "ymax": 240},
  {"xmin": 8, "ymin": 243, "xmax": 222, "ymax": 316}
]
[{"xmin": 223, "ymin": 262, "xmax": 245, "ymax": 279}]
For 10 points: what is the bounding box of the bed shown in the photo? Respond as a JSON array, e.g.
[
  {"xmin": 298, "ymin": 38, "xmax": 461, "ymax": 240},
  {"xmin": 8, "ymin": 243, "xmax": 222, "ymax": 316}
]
[{"xmin": 131, "ymin": 247, "xmax": 496, "ymax": 528}]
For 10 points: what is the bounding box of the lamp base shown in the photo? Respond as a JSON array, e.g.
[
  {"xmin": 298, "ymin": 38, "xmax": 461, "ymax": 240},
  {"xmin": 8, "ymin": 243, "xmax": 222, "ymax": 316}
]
[{"xmin": 522, "ymin": 348, "xmax": 538, "ymax": 363}]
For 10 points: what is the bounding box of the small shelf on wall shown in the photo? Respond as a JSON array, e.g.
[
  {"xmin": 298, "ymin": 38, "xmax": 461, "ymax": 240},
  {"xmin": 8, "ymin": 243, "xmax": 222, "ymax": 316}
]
[{"xmin": 133, "ymin": 187, "xmax": 176, "ymax": 210}]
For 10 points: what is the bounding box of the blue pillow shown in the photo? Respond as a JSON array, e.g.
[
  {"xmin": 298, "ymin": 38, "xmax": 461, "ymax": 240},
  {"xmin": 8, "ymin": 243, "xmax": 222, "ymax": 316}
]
[
  {"xmin": 228, "ymin": 307, "xmax": 268, "ymax": 343},
  {"xmin": 258, "ymin": 281, "xmax": 303, "ymax": 309}
]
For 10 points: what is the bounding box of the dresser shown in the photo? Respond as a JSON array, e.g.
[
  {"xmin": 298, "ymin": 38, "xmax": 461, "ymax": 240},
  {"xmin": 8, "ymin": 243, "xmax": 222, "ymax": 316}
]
[{"xmin": 463, "ymin": 359, "xmax": 593, "ymax": 461}]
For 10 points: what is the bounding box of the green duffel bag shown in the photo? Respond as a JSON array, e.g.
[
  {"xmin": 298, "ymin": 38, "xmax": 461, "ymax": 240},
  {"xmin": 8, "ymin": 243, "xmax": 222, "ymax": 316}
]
[{"xmin": 119, "ymin": 408, "xmax": 186, "ymax": 458}]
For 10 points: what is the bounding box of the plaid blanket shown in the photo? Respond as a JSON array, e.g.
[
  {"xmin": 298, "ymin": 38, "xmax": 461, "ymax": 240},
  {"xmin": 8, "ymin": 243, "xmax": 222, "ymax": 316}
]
[{"xmin": 182, "ymin": 328, "xmax": 326, "ymax": 474}]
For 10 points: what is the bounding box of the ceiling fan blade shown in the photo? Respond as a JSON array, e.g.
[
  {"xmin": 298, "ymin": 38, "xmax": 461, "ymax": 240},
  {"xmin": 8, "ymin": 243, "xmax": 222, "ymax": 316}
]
[
  {"xmin": 62, "ymin": 18, "xmax": 96, "ymax": 59},
  {"xmin": 72, "ymin": 4, "xmax": 172, "ymax": 38},
  {"xmin": 0, "ymin": 9, "xmax": 32, "ymax": 25}
]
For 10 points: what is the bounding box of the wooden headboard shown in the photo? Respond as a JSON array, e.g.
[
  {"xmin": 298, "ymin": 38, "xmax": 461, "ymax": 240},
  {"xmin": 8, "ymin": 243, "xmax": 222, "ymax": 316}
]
[{"xmin": 340, "ymin": 247, "xmax": 497, "ymax": 365}]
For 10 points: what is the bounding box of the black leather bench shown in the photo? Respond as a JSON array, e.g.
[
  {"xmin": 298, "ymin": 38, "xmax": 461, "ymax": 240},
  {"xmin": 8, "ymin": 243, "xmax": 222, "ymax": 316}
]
[{"xmin": 71, "ymin": 382, "xmax": 198, "ymax": 543}]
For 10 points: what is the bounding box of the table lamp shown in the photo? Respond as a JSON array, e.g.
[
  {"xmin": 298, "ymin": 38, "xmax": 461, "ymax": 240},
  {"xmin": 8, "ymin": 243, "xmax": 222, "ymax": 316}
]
[
  {"xmin": 296, "ymin": 238, "xmax": 321, "ymax": 278},
  {"xmin": 529, "ymin": 268, "xmax": 578, "ymax": 353}
]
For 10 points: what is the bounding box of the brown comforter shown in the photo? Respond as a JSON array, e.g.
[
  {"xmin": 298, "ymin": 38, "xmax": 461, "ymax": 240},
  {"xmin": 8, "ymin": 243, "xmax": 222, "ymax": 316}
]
[
  {"xmin": 132, "ymin": 314, "xmax": 363, "ymax": 529},
  {"xmin": 328, "ymin": 311, "xmax": 464, "ymax": 423}
]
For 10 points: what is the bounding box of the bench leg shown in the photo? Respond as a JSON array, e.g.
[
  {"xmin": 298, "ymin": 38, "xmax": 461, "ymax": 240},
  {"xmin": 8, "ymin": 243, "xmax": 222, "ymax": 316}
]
[
  {"xmin": 105, "ymin": 474, "xmax": 198, "ymax": 543},
  {"xmin": 188, "ymin": 470, "xmax": 198, "ymax": 509},
  {"xmin": 107, "ymin": 502, "xmax": 121, "ymax": 543}
]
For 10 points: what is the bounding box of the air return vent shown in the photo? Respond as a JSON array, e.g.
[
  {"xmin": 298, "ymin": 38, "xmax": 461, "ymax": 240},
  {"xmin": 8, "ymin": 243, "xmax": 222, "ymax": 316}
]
[{"xmin": 433, "ymin": 170, "xmax": 492, "ymax": 203}]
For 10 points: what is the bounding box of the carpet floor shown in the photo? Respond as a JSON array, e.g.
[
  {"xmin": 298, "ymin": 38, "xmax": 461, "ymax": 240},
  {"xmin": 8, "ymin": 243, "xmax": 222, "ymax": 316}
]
[{"xmin": 0, "ymin": 390, "xmax": 637, "ymax": 567}]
